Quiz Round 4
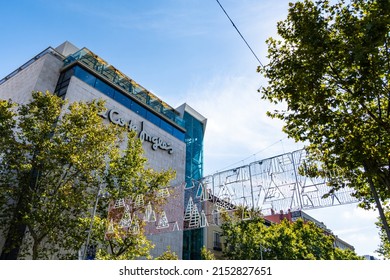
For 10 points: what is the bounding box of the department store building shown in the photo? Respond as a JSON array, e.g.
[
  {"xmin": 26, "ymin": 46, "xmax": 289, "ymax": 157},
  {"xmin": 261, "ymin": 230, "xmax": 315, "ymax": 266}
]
[{"xmin": 0, "ymin": 41, "xmax": 207, "ymax": 259}]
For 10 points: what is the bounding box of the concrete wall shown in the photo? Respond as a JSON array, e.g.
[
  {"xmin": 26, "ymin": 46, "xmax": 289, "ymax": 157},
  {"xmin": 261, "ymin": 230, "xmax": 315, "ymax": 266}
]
[
  {"xmin": 0, "ymin": 51, "xmax": 187, "ymax": 259},
  {"xmin": 64, "ymin": 77, "xmax": 186, "ymax": 258},
  {"xmin": 64, "ymin": 77, "xmax": 186, "ymax": 178},
  {"xmin": 0, "ymin": 53, "xmax": 63, "ymax": 103},
  {"xmin": 0, "ymin": 52, "xmax": 63, "ymax": 257}
]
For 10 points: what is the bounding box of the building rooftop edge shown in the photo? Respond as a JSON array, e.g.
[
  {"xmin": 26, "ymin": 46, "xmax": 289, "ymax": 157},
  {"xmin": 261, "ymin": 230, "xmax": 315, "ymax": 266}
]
[
  {"xmin": 1, "ymin": 41, "xmax": 207, "ymax": 133},
  {"xmin": 176, "ymin": 103, "xmax": 207, "ymax": 129},
  {"xmin": 0, "ymin": 46, "xmax": 64, "ymax": 86},
  {"xmin": 55, "ymin": 41, "xmax": 80, "ymax": 57}
]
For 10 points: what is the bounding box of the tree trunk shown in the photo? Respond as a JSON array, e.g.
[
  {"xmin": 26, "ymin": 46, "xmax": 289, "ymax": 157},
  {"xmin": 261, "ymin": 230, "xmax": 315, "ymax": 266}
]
[
  {"xmin": 32, "ymin": 239, "xmax": 40, "ymax": 260},
  {"xmin": 364, "ymin": 164, "xmax": 390, "ymax": 243},
  {"xmin": 0, "ymin": 192, "xmax": 29, "ymax": 259},
  {"xmin": 0, "ymin": 223, "xmax": 27, "ymax": 260},
  {"xmin": 0, "ymin": 168, "xmax": 39, "ymax": 259}
]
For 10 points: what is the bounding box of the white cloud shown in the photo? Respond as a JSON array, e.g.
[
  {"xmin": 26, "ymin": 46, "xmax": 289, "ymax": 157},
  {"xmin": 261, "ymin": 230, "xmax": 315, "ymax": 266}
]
[
  {"xmin": 186, "ymin": 72, "xmax": 301, "ymax": 174},
  {"xmin": 308, "ymin": 205, "xmax": 381, "ymax": 257},
  {"xmin": 342, "ymin": 207, "xmax": 379, "ymax": 221}
]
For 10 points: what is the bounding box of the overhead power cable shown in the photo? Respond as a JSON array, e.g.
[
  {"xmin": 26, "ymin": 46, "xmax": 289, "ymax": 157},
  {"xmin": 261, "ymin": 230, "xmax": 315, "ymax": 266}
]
[
  {"xmin": 215, "ymin": 0, "xmax": 264, "ymax": 68},
  {"xmin": 213, "ymin": 137, "xmax": 288, "ymax": 174}
]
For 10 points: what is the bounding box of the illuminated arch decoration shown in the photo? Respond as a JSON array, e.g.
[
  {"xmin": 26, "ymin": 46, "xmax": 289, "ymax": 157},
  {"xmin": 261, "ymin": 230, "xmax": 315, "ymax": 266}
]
[
  {"xmin": 157, "ymin": 188, "xmax": 170, "ymax": 198},
  {"xmin": 131, "ymin": 219, "xmax": 140, "ymax": 235},
  {"xmin": 113, "ymin": 198, "xmax": 125, "ymax": 209},
  {"xmin": 184, "ymin": 197, "xmax": 195, "ymax": 221},
  {"xmin": 106, "ymin": 219, "xmax": 115, "ymax": 235},
  {"xmin": 189, "ymin": 204, "xmax": 200, "ymax": 228},
  {"xmin": 182, "ymin": 149, "xmax": 358, "ymax": 230},
  {"xmin": 143, "ymin": 202, "xmax": 156, "ymax": 222},
  {"xmin": 200, "ymin": 210, "xmax": 209, "ymax": 228},
  {"xmin": 156, "ymin": 211, "xmax": 169, "ymax": 229},
  {"xmin": 172, "ymin": 221, "xmax": 180, "ymax": 231},
  {"xmin": 105, "ymin": 150, "xmax": 358, "ymax": 234},
  {"xmin": 119, "ymin": 205, "xmax": 132, "ymax": 228},
  {"xmin": 134, "ymin": 194, "xmax": 144, "ymax": 208}
]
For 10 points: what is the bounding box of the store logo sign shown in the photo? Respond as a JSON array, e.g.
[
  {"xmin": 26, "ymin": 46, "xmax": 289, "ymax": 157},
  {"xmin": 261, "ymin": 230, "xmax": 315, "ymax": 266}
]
[{"xmin": 99, "ymin": 109, "xmax": 173, "ymax": 154}]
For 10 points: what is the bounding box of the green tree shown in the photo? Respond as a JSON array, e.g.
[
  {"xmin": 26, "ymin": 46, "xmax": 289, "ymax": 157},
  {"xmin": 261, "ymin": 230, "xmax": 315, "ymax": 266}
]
[
  {"xmin": 333, "ymin": 248, "xmax": 364, "ymax": 260},
  {"xmin": 201, "ymin": 246, "xmax": 216, "ymax": 260},
  {"xmin": 155, "ymin": 247, "xmax": 179, "ymax": 260},
  {"xmin": 0, "ymin": 91, "xmax": 118, "ymax": 259},
  {"xmin": 0, "ymin": 91, "xmax": 175, "ymax": 259},
  {"xmin": 219, "ymin": 207, "xmax": 267, "ymax": 259},
  {"xmin": 221, "ymin": 215, "xmax": 268, "ymax": 260},
  {"xmin": 221, "ymin": 215, "xmax": 362, "ymax": 260},
  {"xmin": 85, "ymin": 131, "xmax": 175, "ymax": 260},
  {"xmin": 376, "ymin": 207, "xmax": 390, "ymax": 259},
  {"xmin": 259, "ymin": 0, "xmax": 390, "ymax": 242},
  {"xmin": 263, "ymin": 219, "xmax": 334, "ymax": 260}
]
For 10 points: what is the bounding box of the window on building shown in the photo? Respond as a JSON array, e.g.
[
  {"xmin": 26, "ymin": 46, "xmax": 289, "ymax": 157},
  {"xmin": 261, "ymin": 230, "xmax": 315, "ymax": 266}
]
[
  {"xmin": 95, "ymin": 79, "xmax": 115, "ymax": 98},
  {"xmin": 62, "ymin": 65, "xmax": 185, "ymax": 141},
  {"xmin": 74, "ymin": 66, "xmax": 96, "ymax": 87},
  {"xmin": 213, "ymin": 232, "xmax": 222, "ymax": 251},
  {"xmin": 146, "ymin": 111, "xmax": 161, "ymax": 127},
  {"xmin": 212, "ymin": 209, "xmax": 220, "ymax": 225},
  {"xmin": 130, "ymin": 101, "xmax": 147, "ymax": 118},
  {"xmin": 113, "ymin": 90, "xmax": 132, "ymax": 108}
]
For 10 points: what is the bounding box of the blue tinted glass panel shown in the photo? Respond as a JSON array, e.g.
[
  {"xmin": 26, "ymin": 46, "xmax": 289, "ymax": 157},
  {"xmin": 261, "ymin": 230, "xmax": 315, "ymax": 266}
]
[
  {"xmin": 95, "ymin": 79, "xmax": 115, "ymax": 98},
  {"xmin": 146, "ymin": 111, "xmax": 160, "ymax": 127},
  {"xmin": 163, "ymin": 109, "xmax": 175, "ymax": 120},
  {"xmin": 74, "ymin": 66, "xmax": 96, "ymax": 87},
  {"xmin": 131, "ymin": 102, "xmax": 146, "ymax": 118},
  {"xmin": 173, "ymin": 128, "xmax": 185, "ymax": 141},
  {"xmin": 160, "ymin": 119, "xmax": 173, "ymax": 134},
  {"xmin": 57, "ymin": 87, "xmax": 67, "ymax": 97},
  {"xmin": 175, "ymin": 116, "xmax": 186, "ymax": 127},
  {"xmin": 117, "ymin": 79, "xmax": 133, "ymax": 92},
  {"xmin": 65, "ymin": 66, "xmax": 185, "ymax": 141},
  {"xmin": 113, "ymin": 91, "xmax": 132, "ymax": 108},
  {"xmin": 63, "ymin": 68, "xmax": 74, "ymax": 81}
]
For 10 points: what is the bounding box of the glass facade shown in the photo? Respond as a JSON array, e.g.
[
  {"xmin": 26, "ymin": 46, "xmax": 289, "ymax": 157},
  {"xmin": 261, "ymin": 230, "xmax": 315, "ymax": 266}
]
[
  {"xmin": 55, "ymin": 65, "xmax": 185, "ymax": 142},
  {"xmin": 1, "ymin": 42, "xmax": 207, "ymax": 260},
  {"xmin": 56, "ymin": 47, "xmax": 206, "ymax": 259},
  {"xmin": 62, "ymin": 48, "xmax": 185, "ymax": 128},
  {"xmin": 182, "ymin": 111, "xmax": 205, "ymax": 260},
  {"xmin": 183, "ymin": 111, "xmax": 205, "ymax": 181}
]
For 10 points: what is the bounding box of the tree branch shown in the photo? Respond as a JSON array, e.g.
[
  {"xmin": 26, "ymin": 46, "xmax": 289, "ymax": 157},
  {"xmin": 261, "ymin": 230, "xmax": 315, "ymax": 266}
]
[{"xmin": 328, "ymin": 63, "xmax": 390, "ymax": 133}]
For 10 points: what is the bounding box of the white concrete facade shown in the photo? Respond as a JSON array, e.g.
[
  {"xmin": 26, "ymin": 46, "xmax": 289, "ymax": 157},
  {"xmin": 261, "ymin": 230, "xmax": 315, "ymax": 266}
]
[
  {"xmin": 0, "ymin": 42, "xmax": 203, "ymax": 259},
  {"xmin": 0, "ymin": 52, "xmax": 63, "ymax": 104},
  {"xmin": 64, "ymin": 76, "xmax": 186, "ymax": 257}
]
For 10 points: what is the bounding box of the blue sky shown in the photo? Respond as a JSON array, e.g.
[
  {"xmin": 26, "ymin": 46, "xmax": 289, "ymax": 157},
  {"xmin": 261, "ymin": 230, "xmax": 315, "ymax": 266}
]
[{"xmin": 0, "ymin": 0, "xmax": 381, "ymax": 258}]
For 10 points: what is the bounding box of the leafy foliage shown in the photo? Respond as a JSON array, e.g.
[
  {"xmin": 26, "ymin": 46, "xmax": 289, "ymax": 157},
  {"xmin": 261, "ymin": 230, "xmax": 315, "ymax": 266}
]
[
  {"xmin": 155, "ymin": 247, "xmax": 179, "ymax": 260},
  {"xmin": 221, "ymin": 216, "xmax": 268, "ymax": 260},
  {"xmin": 0, "ymin": 91, "xmax": 175, "ymax": 259},
  {"xmin": 376, "ymin": 207, "xmax": 390, "ymax": 259},
  {"xmin": 333, "ymin": 248, "xmax": 364, "ymax": 260},
  {"xmin": 259, "ymin": 0, "xmax": 390, "ymax": 242},
  {"xmin": 220, "ymin": 214, "xmax": 362, "ymax": 260},
  {"xmin": 201, "ymin": 246, "xmax": 216, "ymax": 260},
  {"xmin": 86, "ymin": 131, "xmax": 175, "ymax": 260}
]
